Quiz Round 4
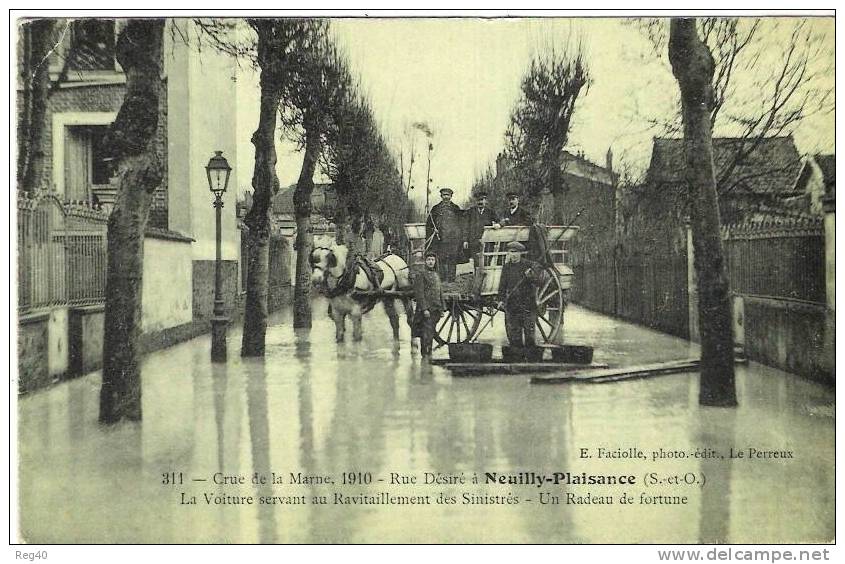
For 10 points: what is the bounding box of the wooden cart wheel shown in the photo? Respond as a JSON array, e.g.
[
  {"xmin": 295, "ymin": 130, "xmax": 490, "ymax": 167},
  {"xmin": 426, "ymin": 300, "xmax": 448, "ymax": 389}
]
[
  {"xmin": 434, "ymin": 299, "xmax": 484, "ymax": 345},
  {"xmin": 535, "ymin": 265, "xmax": 565, "ymax": 343}
]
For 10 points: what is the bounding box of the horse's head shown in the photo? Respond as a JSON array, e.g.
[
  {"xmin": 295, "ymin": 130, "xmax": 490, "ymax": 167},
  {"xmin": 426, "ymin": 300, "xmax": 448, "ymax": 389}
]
[{"xmin": 309, "ymin": 245, "xmax": 349, "ymax": 288}]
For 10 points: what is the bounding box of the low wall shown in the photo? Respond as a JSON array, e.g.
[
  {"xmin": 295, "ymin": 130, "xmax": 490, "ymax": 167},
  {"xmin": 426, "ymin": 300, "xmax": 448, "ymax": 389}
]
[
  {"xmin": 19, "ymin": 234, "xmax": 293, "ymax": 393},
  {"xmin": 143, "ymin": 232, "xmax": 194, "ymax": 332},
  {"xmin": 68, "ymin": 305, "xmax": 105, "ymax": 376},
  {"xmin": 192, "ymin": 260, "xmax": 239, "ymax": 321},
  {"xmin": 18, "ymin": 312, "xmax": 50, "ymax": 393},
  {"xmin": 742, "ymin": 295, "xmax": 832, "ymax": 385}
]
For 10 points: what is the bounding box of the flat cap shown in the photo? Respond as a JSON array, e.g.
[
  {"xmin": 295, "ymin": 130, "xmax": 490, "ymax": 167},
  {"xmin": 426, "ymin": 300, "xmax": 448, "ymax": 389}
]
[
  {"xmin": 474, "ymin": 191, "xmax": 488, "ymax": 198},
  {"xmin": 506, "ymin": 241, "xmax": 526, "ymax": 251},
  {"xmin": 505, "ymin": 191, "xmax": 520, "ymax": 198},
  {"xmin": 439, "ymin": 187, "xmax": 454, "ymax": 195}
]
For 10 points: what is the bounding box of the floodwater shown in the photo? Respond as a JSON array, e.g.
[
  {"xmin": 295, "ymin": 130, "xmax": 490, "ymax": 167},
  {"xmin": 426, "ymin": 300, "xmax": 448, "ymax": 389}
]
[{"xmin": 17, "ymin": 297, "xmax": 835, "ymax": 544}]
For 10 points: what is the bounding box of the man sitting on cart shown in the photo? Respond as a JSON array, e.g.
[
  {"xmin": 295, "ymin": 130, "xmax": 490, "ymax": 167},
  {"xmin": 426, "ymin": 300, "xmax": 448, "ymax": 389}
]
[
  {"xmin": 413, "ymin": 251, "xmax": 445, "ymax": 359},
  {"xmin": 497, "ymin": 241, "xmax": 541, "ymax": 348},
  {"xmin": 494, "ymin": 191, "xmax": 533, "ymax": 228}
]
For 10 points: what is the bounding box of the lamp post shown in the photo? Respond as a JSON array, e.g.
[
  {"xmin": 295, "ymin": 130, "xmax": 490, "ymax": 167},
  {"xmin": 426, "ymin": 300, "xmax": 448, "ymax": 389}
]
[{"xmin": 206, "ymin": 150, "xmax": 232, "ymax": 363}]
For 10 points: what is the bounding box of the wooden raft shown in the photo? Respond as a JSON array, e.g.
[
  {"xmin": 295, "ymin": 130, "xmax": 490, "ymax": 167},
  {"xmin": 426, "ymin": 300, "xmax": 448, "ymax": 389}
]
[
  {"xmin": 531, "ymin": 358, "xmax": 725, "ymax": 384},
  {"xmin": 442, "ymin": 361, "xmax": 609, "ymax": 377}
]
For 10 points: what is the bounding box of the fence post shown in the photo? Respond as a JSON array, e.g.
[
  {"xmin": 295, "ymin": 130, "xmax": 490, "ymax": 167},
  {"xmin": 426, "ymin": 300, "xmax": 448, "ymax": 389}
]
[
  {"xmin": 686, "ymin": 222, "xmax": 699, "ymax": 342},
  {"xmin": 822, "ymin": 195, "xmax": 835, "ymax": 377}
]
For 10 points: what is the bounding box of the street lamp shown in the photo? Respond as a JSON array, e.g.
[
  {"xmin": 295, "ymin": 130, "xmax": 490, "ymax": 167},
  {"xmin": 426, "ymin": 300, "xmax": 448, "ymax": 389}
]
[{"xmin": 206, "ymin": 150, "xmax": 232, "ymax": 363}]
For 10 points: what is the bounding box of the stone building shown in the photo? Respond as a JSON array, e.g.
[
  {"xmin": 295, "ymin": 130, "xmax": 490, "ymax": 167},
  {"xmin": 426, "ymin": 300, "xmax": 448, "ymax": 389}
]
[{"xmin": 17, "ymin": 19, "xmax": 254, "ymax": 391}]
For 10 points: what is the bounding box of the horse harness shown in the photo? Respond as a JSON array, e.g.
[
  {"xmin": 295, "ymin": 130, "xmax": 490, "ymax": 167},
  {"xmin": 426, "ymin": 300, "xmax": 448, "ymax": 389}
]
[{"xmin": 311, "ymin": 247, "xmax": 405, "ymax": 300}]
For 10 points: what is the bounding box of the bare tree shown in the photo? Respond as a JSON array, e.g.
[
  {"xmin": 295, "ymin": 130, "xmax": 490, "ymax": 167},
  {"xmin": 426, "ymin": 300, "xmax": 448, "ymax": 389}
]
[
  {"xmin": 99, "ymin": 19, "xmax": 166, "ymax": 423},
  {"xmin": 321, "ymin": 94, "xmax": 376, "ymax": 250},
  {"xmin": 322, "ymin": 92, "xmax": 413, "ymax": 255},
  {"xmin": 669, "ymin": 18, "xmax": 737, "ymax": 407},
  {"xmin": 504, "ymin": 45, "xmax": 590, "ymax": 207},
  {"xmin": 241, "ymin": 19, "xmax": 326, "ymax": 356},
  {"xmin": 635, "ymin": 17, "xmax": 833, "ymax": 204},
  {"xmin": 17, "ymin": 19, "xmax": 57, "ymax": 193},
  {"xmin": 279, "ymin": 30, "xmax": 350, "ymax": 329}
]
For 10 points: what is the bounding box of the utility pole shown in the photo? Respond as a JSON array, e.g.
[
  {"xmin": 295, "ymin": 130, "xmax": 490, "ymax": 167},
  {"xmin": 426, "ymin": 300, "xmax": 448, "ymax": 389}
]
[{"xmin": 425, "ymin": 142, "xmax": 433, "ymax": 216}]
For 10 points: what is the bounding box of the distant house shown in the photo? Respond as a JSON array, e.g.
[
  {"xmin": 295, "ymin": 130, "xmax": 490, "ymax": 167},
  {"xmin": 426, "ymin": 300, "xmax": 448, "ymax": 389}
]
[
  {"xmin": 492, "ymin": 149, "xmax": 618, "ymax": 252},
  {"xmin": 644, "ymin": 135, "xmax": 806, "ymax": 223},
  {"xmin": 270, "ymin": 183, "xmax": 337, "ymax": 236}
]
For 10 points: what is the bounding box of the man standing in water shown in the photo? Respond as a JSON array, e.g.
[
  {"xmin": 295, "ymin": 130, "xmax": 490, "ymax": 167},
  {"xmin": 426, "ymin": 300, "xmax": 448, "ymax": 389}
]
[{"xmin": 497, "ymin": 241, "xmax": 540, "ymax": 348}]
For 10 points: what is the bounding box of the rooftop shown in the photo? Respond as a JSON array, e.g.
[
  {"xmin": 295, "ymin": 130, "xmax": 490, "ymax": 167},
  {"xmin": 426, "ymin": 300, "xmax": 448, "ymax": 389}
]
[
  {"xmin": 271, "ymin": 183, "xmax": 336, "ymax": 216},
  {"xmin": 647, "ymin": 136, "xmax": 804, "ymax": 196}
]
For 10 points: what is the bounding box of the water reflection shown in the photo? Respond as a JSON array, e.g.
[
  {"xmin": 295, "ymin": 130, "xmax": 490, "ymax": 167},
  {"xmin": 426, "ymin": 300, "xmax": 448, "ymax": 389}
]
[
  {"xmin": 697, "ymin": 408, "xmax": 736, "ymax": 544},
  {"xmin": 15, "ymin": 303, "xmax": 835, "ymax": 543},
  {"xmin": 245, "ymin": 359, "xmax": 277, "ymax": 544}
]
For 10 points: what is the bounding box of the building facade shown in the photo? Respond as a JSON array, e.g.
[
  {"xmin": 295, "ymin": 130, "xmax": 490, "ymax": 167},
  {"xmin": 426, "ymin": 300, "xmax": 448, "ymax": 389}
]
[{"xmin": 17, "ymin": 19, "xmax": 254, "ymax": 392}]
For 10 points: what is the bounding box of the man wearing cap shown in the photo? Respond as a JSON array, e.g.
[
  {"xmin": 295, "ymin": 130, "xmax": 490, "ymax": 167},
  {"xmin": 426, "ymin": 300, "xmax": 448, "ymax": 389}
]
[
  {"xmin": 463, "ymin": 191, "xmax": 498, "ymax": 260},
  {"xmin": 497, "ymin": 241, "xmax": 541, "ymax": 348},
  {"xmin": 426, "ymin": 187, "xmax": 464, "ymax": 282},
  {"xmin": 495, "ymin": 192, "xmax": 533, "ymax": 228},
  {"xmin": 413, "ymin": 251, "xmax": 445, "ymax": 359}
]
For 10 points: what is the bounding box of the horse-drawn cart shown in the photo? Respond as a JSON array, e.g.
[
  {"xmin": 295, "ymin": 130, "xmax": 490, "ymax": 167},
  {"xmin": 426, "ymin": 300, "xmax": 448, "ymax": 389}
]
[{"xmin": 403, "ymin": 223, "xmax": 579, "ymax": 345}]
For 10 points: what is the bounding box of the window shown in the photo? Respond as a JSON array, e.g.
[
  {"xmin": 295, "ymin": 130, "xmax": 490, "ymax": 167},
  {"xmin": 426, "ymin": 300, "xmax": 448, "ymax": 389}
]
[
  {"xmin": 89, "ymin": 126, "xmax": 114, "ymax": 185},
  {"xmin": 64, "ymin": 125, "xmax": 116, "ymax": 202}
]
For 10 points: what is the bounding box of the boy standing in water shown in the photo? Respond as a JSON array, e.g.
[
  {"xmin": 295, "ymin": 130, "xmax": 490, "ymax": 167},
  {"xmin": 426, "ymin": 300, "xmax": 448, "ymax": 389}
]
[{"xmin": 413, "ymin": 251, "xmax": 445, "ymax": 359}]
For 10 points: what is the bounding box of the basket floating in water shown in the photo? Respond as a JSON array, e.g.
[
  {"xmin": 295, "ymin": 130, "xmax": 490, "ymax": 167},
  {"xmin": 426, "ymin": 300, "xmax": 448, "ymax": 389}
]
[
  {"xmin": 551, "ymin": 345, "xmax": 594, "ymax": 364},
  {"xmin": 501, "ymin": 345, "xmax": 544, "ymax": 363},
  {"xmin": 448, "ymin": 343, "xmax": 493, "ymax": 363}
]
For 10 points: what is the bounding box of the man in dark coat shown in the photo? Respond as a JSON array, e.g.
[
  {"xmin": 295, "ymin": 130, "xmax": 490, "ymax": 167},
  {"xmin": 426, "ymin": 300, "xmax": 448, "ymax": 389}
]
[
  {"xmin": 463, "ymin": 191, "xmax": 498, "ymax": 261},
  {"xmin": 496, "ymin": 192, "xmax": 533, "ymax": 227},
  {"xmin": 497, "ymin": 241, "xmax": 541, "ymax": 348},
  {"xmin": 413, "ymin": 251, "xmax": 445, "ymax": 358},
  {"xmin": 426, "ymin": 187, "xmax": 464, "ymax": 282}
]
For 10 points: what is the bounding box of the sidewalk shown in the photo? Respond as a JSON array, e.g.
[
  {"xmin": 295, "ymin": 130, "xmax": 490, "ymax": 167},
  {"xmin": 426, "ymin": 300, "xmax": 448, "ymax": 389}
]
[{"xmin": 16, "ymin": 298, "xmax": 835, "ymax": 543}]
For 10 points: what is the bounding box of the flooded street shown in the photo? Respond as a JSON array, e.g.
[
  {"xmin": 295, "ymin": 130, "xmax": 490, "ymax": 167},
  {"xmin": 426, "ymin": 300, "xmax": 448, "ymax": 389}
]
[{"xmin": 17, "ymin": 296, "xmax": 834, "ymax": 543}]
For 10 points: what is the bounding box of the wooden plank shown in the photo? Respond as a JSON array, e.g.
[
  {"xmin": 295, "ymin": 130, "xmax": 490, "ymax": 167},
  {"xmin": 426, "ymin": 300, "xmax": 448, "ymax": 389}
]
[
  {"xmin": 445, "ymin": 362, "xmax": 609, "ymax": 377},
  {"xmin": 530, "ymin": 358, "xmax": 701, "ymax": 384}
]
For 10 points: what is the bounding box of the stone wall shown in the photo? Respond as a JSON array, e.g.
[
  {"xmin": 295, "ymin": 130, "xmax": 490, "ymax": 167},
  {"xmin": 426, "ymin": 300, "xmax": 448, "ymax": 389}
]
[
  {"xmin": 742, "ymin": 295, "xmax": 832, "ymax": 385},
  {"xmin": 192, "ymin": 260, "xmax": 240, "ymax": 321}
]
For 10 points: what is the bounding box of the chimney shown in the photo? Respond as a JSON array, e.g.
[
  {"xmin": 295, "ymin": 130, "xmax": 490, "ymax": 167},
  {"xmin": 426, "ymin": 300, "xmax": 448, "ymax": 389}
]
[{"xmin": 606, "ymin": 147, "xmax": 613, "ymax": 173}]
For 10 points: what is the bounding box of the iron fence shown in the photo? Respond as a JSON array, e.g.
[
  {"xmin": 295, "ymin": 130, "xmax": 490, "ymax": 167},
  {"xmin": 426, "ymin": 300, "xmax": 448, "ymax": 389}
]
[
  {"xmin": 573, "ymin": 249, "xmax": 689, "ymax": 339},
  {"xmin": 571, "ymin": 216, "xmax": 827, "ymax": 341},
  {"xmin": 723, "ymin": 219, "xmax": 825, "ymax": 304},
  {"xmin": 18, "ymin": 192, "xmax": 108, "ymax": 313}
]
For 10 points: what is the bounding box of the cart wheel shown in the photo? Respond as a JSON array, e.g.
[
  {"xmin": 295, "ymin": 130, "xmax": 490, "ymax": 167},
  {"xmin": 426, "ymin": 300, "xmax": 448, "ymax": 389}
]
[
  {"xmin": 434, "ymin": 300, "xmax": 484, "ymax": 345},
  {"xmin": 535, "ymin": 265, "xmax": 565, "ymax": 343}
]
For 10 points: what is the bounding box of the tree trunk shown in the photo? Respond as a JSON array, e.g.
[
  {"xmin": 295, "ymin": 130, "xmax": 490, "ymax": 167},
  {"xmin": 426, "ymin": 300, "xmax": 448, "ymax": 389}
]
[
  {"xmin": 293, "ymin": 124, "xmax": 320, "ymax": 328},
  {"xmin": 17, "ymin": 19, "xmax": 54, "ymax": 194},
  {"xmin": 241, "ymin": 30, "xmax": 283, "ymax": 357},
  {"xmin": 99, "ymin": 20, "xmax": 165, "ymax": 424},
  {"xmin": 669, "ymin": 18, "xmax": 737, "ymax": 407}
]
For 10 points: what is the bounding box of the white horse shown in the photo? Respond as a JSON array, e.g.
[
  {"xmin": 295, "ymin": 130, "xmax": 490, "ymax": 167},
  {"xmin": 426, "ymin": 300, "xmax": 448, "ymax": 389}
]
[{"xmin": 310, "ymin": 245, "xmax": 413, "ymax": 342}]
